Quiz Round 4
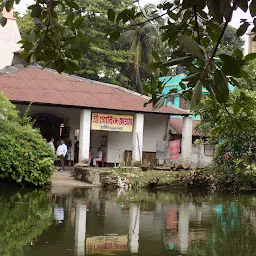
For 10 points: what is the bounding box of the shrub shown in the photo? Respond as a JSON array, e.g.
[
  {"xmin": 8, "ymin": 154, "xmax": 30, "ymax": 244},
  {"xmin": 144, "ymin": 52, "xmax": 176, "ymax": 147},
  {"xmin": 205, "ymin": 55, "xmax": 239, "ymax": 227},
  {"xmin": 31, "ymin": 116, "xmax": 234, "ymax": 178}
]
[
  {"xmin": 0, "ymin": 93, "xmax": 55, "ymax": 186},
  {"xmin": 133, "ymin": 161, "xmax": 141, "ymax": 167},
  {"xmin": 213, "ymin": 144, "xmax": 256, "ymax": 190},
  {"xmin": 180, "ymin": 169, "xmax": 216, "ymax": 189}
]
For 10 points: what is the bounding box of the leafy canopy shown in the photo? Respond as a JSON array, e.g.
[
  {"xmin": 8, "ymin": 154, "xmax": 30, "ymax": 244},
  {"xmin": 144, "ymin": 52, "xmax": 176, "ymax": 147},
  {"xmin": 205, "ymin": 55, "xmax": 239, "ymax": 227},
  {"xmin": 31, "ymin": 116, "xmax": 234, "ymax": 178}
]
[
  {"xmin": 1, "ymin": 0, "xmax": 256, "ymax": 109},
  {"xmin": 107, "ymin": 0, "xmax": 256, "ymax": 110}
]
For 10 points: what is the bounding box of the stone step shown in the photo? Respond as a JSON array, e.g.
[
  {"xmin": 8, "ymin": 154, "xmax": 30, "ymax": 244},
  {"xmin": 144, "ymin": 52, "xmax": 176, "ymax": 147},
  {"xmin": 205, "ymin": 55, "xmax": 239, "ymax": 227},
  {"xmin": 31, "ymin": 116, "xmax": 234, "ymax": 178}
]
[
  {"xmin": 51, "ymin": 179, "xmax": 97, "ymax": 187},
  {"xmin": 51, "ymin": 175, "xmax": 75, "ymax": 180}
]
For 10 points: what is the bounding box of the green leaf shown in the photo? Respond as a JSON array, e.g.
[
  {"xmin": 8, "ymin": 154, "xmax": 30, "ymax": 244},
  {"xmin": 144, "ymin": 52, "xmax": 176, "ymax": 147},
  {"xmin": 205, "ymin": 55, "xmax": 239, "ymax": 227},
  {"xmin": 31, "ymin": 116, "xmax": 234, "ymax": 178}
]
[
  {"xmin": 110, "ymin": 31, "xmax": 121, "ymax": 41},
  {"xmin": 233, "ymin": 49, "xmax": 243, "ymax": 60},
  {"xmin": 165, "ymin": 56, "xmax": 194, "ymax": 66},
  {"xmin": 64, "ymin": 13, "xmax": 74, "ymax": 28},
  {"xmin": 182, "ymin": 0, "xmax": 206, "ymax": 9},
  {"xmin": 116, "ymin": 10, "xmax": 127, "ymax": 23},
  {"xmin": 54, "ymin": 59, "xmax": 65, "ymax": 73},
  {"xmin": 213, "ymin": 70, "xmax": 229, "ymax": 103},
  {"xmin": 238, "ymin": 0, "xmax": 248, "ymax": 12},
  {"xmin": 148, "ymin": 62, "xmax": 162, "ymax": 71},
  {"xmin": 178, "ymin": 35, "xmax": 205, "ymax": 60},
  {"xmin": 207, "ymin": 0, "xmax": 224, "ymax": 24},
  {"xmin": 190, "ymin": 80, "xmax": 202, "ymax": 110},
  {"xmin": 152, "ymin": 51, "xmax": 160, "ymax": 61},
  {"xmin": 65, "ymin": 0, "xmax": 79, "ymax": 9},
  {"xmin": 0, "ymin": 16, "xmax": 7, "ymax": 27},
  {"xmin": 250, "ymin": 0, "xmax": 256, "ymax": 17},
  {"xmin": 29, "ymin": 4, "xmax": 42, "ymax": 18},
  {"xmin": 245, "ymin": 53, "xmax": 256, "ymax": 62},
  {"xmin": 108, "ymin": 9, "xmax": 115, "ymax": 22},
  {"xmin": 219, "ymin": 54, "xmax": 245, "ymax": 76},
  {"xmin": 236, "ymin": 22, "xmax": 250, "ymax": 36},
  {"xmin": 233, "ymin": 103, "xmax": 241, "ymax": 115},
  {"xmin": 64, "ymin": 60, "xmax": 80, "ymax": 74},
  {"xmin": 153, "ymin": 97, "xmax": 165, "ymax": 110},
  {"xmin": 74, "ymin": 17, "xmax": 85, "ymax": 28}
]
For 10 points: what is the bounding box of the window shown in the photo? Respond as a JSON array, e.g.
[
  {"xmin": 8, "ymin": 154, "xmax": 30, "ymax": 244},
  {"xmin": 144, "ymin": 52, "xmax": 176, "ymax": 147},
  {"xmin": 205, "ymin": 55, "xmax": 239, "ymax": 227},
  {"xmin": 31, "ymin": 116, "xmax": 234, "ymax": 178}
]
[{"xmin": 204, "ymin": 144, "xmax": 215, "ymax": 156}]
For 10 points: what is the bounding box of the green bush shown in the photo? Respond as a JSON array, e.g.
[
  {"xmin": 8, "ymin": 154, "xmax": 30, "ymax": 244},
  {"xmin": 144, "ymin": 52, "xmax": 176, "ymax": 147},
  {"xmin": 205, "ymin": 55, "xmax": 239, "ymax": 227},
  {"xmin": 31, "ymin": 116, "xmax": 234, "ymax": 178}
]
[
  {"xmin": 0, "ymin": 93, "xmax": 55, "ymax": 186},
  {"xmin": 213, "ymin": 144, "xmax": 256, "ymax": 191}
]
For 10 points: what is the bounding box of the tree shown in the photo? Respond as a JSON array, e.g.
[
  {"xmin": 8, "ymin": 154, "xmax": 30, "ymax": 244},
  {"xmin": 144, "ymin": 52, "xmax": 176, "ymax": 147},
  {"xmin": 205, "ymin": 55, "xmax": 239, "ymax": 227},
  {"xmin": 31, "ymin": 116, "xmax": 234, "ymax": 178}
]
[
  {"xmin": 15, "ymin": 11, "xmax": 34, "ymax": 39},
  {"xmin": 117, "ymin": 4, "xmax": 165, "ymax": 93},
  {"xmin": 15, "ymin": 0, "xmax": 135, "ymax": 89},
  {"xmin": 70, "ymin": 0, "xmax": 135, "ymax": 88},
  {"xmin": 207, "ymin": 25, "xmax": 245, "ymax": 56},
  {"xmin": 194, "ymin": 89, "xmax": 256, "ymax": 190}
]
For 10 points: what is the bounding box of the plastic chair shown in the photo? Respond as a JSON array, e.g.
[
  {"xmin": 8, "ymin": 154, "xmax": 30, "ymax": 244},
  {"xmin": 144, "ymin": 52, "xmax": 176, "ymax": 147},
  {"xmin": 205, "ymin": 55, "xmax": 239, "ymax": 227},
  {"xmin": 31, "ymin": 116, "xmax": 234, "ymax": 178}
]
[{"xmin": 96, "ymin": 154, "xmax": 105, "ymax": 167}]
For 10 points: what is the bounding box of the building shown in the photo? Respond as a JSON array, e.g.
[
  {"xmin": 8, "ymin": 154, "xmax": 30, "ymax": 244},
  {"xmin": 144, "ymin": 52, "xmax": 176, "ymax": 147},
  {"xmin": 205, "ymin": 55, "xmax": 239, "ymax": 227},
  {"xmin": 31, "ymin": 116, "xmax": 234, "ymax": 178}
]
[
  {"xmin": 0, "ymin": 8, "xmax": 209, "ymax": 167},
  {"xmin": 0, "ymin": 8, "xmax": 21, "ymax": 69},
  {"xmin": 0, "ymin": 64, "xmax": 192, "ymax": 166},
  {"xmin": 248, "ymin": 32, "xmax": 256, "ymax": 54}
]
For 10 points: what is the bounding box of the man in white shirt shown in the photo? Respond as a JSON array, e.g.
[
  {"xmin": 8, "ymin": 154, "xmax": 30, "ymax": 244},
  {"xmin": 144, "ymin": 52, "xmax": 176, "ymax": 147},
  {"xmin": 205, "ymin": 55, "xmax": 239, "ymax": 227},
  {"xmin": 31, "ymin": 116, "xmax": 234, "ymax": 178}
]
[
  {"xmin": 93, "ymin": 147, "xmax": 103, "ymax": 167},
  {"xmin": 48, "ymin": 137, "xmax": 55, "ymax": 152},
  {"xmin": 56, "ymin": 140, "xmax": 68, "ymax": 171}
]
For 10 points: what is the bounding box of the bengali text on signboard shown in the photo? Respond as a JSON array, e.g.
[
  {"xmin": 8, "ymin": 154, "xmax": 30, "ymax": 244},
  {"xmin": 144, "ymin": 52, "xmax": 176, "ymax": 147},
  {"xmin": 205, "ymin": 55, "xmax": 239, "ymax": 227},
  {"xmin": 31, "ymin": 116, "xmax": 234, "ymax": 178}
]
[
  {"xmin": 91, "ymin": 113, "xmax": 133, "ymax": 132},
  {"xmin": 86, "ymin": 235, "xmax": 128, "ymax": 254}
]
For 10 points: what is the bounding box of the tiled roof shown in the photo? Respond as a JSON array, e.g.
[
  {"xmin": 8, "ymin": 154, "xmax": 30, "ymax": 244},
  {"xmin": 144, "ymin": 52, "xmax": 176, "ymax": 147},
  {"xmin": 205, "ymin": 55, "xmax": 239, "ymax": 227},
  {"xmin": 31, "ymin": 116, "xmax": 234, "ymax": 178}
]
[
  {"xmin": 170, "ymin": 118, "xmax": 204, "ymax": 136},
  {"xmin": 0, "ymin": 65, "xmax": 189, "ymax": 115}
]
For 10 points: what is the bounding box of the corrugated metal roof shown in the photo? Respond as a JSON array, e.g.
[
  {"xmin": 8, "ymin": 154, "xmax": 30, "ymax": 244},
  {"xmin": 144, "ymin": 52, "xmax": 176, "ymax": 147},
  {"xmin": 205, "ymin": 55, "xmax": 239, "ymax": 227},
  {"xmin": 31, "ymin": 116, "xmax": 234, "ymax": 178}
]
[{"xmin": 0, "ymin": 65, "xmax": 189, "ymax": 115}]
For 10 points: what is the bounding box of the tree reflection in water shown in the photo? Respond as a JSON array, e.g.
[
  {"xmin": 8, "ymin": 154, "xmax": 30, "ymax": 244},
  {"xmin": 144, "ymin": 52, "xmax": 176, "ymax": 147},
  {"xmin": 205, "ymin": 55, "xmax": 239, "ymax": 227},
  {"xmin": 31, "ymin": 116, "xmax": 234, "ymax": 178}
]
[{"xmin": 0, "ymin": 186, "xmax": 53, "ymax": 256}]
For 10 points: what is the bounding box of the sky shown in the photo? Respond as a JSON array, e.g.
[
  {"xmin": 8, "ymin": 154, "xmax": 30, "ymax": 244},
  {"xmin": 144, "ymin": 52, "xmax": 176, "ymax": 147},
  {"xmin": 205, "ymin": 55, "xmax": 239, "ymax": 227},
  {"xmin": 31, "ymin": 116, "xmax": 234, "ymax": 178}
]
[{"xmin": 16, "ymin": 0, "xmax": 252, "ymax": 53}]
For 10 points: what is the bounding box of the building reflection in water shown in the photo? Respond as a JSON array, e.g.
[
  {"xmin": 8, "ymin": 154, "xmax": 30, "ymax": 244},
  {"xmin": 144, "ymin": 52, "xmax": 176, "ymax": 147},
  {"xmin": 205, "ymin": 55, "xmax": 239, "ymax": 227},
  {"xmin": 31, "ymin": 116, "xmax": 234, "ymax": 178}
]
[
  {"xmin": 128, "ymin": 204, "xmax": 140, "ymax": 253},
  {"xmin": 178, "ymin": 204, "xmax": 189, "ymax": 254},
  {"xmin": 45, "ymin": 188, "xmax": 255, "ymax": 256},
  {"xmin": 74, "ymin": 203, "xmax": 87, "ymax": 256}
]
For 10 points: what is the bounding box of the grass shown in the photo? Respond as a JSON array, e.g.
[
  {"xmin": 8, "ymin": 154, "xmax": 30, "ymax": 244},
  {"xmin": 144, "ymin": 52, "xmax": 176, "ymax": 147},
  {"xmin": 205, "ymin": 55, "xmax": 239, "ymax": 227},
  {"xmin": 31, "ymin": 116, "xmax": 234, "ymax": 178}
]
[{"xmin": 111, "ymin": 168, "xmax": 189, "ymax": 188}]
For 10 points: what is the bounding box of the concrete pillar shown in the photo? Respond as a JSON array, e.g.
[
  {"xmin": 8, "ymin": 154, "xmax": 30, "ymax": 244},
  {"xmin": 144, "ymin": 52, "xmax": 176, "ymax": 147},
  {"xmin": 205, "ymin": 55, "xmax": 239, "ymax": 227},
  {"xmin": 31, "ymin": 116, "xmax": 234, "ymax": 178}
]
[
  {"xmin": 165, "ymin": 115, "xmax": 171, "ymax": 164},
  {"xmin": 129, "ymin": 203, "xmax": 140, "ymax": 254},
  {"xmin": 132, "ymin": 113, "xmax": 144, "ymax": 163},
  {"xmin": 178, "ymin": 204, "xmax": 189, "ymax": 254},
  {"xmin": 67, "ymin": 125, "xmax": 75, "ymax": 162},
  {"xmin": 248, "ymin": 33, "xmax": 253, "ymax": 54},
  {"xmin": 79, "ymin": 109, "xmax": 91, "ymax": 162},
  {"xmin": 181, "ymin": 116, "xmax": 192, "ymax": 163},
  {"xmin": 74, "ymin": 203, "xmax": 87, "ymax": 256}
]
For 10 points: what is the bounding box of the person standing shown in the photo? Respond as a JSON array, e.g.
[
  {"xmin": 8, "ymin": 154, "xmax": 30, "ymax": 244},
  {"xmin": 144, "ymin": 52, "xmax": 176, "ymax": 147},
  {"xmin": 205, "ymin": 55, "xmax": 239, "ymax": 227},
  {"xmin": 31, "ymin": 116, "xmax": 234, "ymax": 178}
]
[
  {"xmin": 89, "ymin": 147, "xmax": 93, "ymax": 167},
  {"xmin": 74, "ymin": 141, "xmax": 79, "ymax": 163},
  {"xmin": 56, "ymin": 140, "xmax": 68, "ymax": 171},
  {"xmin": 93, "ymin": 147, "xmax": 103, "ymax": 167},
  {"xmin": 48, "ymin": 137, "xmax": 55, "ymax": 152}
]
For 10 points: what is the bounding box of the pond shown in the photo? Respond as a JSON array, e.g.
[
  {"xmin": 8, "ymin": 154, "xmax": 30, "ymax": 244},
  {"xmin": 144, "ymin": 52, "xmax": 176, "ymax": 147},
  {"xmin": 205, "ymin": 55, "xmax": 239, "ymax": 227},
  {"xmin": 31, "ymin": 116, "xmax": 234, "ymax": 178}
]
[{"xmin": 1, "ymin": 185, "xmax": 256, "ymax": 256}]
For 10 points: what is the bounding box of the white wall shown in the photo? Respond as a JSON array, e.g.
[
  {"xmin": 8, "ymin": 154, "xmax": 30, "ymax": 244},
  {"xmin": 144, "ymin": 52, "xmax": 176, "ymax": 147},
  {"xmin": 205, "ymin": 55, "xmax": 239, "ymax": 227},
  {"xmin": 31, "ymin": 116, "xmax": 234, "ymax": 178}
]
[
  {"xmin": 90, "ymin": 130, "xmax": 108, "ymax": 158},
  {"xmin": 191, "ymin": 144, "xmax": 213, "ymax": 167},
  {"xmin": 105, "ymin": 113, "xmax": 168, "ymax": 163},
  {"xmin": 143, "ymin": 113, "xmax": 168, "ymax": 152},
  {"xmin": 0, "ymin": 9, "xmax": 21, "ymax": 69},
  {"xmin": 106, "ymin": 131, "xmax": 133, "ymax": 163},
  {"xmin": 170, "ymin": 143, "xmax": 213, "ymax": 167}
]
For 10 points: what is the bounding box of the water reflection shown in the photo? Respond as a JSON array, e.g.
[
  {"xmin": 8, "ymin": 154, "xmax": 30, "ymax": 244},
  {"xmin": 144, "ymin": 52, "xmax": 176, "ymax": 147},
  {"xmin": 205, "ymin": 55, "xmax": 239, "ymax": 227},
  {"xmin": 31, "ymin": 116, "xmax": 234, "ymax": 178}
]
[
  {"xmin": 2, "ymin": 186, "xmax": 256, "ymax": 255},
  {"xmin": 0, "ymin": 185, "xmax": 53, "ymax": 256}
]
